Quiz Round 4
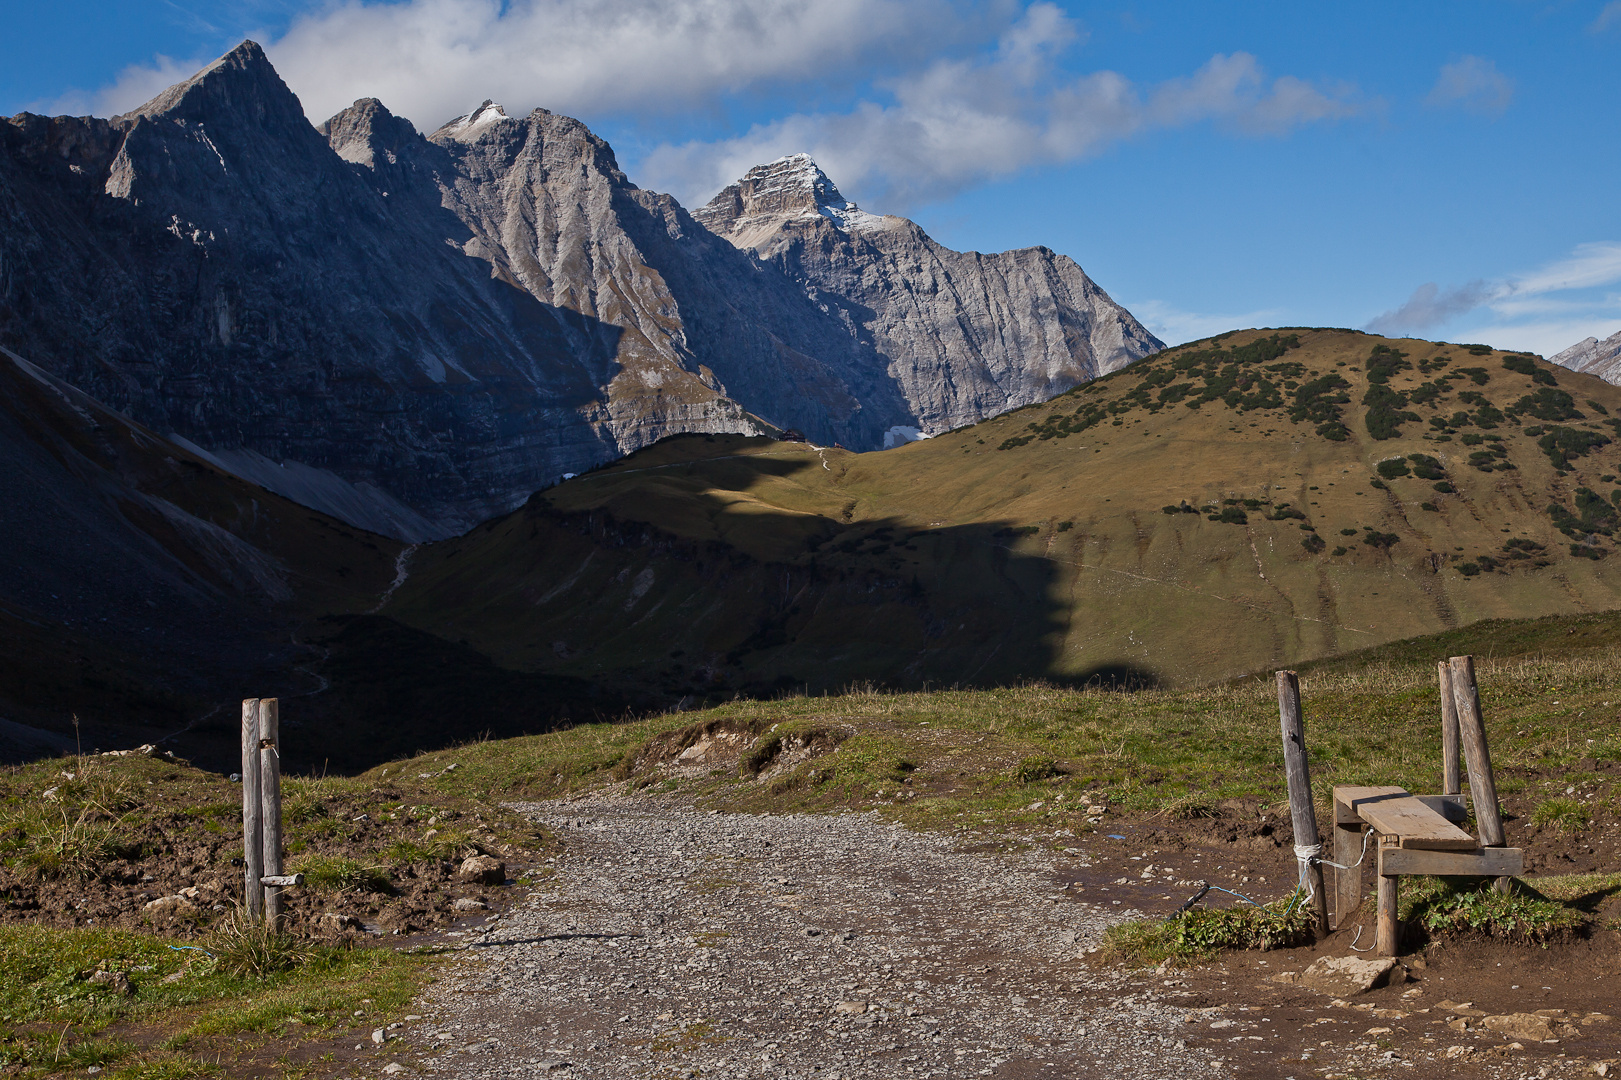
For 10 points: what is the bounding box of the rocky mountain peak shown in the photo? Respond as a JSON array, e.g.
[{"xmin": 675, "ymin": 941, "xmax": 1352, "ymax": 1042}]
[
  {"xmin": 1551, "ymin": 328, "xmax": 1621, "ymax": 385},
  {"xmin": 115, "ymin": 40, "xmax": 305, "ymax": 131},
  {"xmin": 321, "ymin": 97, "xmax": 424, "ymax": 171},
  {"xmin": 694, "ymin": 153, "xmax": 885, "ymax": 238},
  {"xmin": 432, "ymin": 100, "xmax": 516, "ymax": 143}
]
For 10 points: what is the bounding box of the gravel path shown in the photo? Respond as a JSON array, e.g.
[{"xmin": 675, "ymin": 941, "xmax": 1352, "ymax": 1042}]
[{"xmin": 403, "ymin": 797, "xmax": 1233, "ymax": 1079}]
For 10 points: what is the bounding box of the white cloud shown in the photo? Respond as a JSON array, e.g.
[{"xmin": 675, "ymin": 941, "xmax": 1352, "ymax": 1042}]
[
  {"xmin": 41, "ymin": 53, "xmax": 215, "ymax": 118},
  {"xmin": 1128, "ymin": 300, "xmax": 1285, "ymax": 347},
  {"xmin": 641, "ymin": 9, "xmax": 1366, "ymax": 209},
  {"xmin": 82, "ymin": 0, "xmax": 983, "ymax": 123},
  {"xmin": 1513, "ymin": 241, "xmax": 1621, "ymax": 294},
  {"xmin": 255, "ymin": 0, "xmax": 980, "ymax": 128},
  {"xmin": 1591, "ymin": 1, "xmax": 1621, "ymax": 33},
  {"xmin": 1426, "ymin": 55, "xmax": 1513, "ymax": 115},
  {"xmin": 1365, "ymin": 242, "xmax": 1621, "ymax": 354}
]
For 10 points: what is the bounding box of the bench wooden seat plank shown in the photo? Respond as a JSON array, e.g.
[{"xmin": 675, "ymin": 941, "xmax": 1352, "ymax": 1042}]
[{"xmin": 1333, "ymin": 785, "xmax": 1478, "ymax": 851}]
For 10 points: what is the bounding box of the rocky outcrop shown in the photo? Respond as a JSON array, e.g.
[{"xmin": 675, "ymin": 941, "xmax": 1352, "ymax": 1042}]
[
  {"xmin": 1551, "ymin": 329, "xmax": 1621, "ymax": 385},
  {"xmin": 1, "ymin": 44, "xmax": 1156, "ymax": 537},
  {"xmin": 695, "ymin": 155, "xmax": 1163, "ymax": 439}
]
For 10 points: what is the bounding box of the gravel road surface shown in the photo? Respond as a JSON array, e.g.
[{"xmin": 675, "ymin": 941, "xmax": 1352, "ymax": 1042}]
[{"xmin": 402, "ymin": 797, "xmax": 1230, "ymax": 1079}]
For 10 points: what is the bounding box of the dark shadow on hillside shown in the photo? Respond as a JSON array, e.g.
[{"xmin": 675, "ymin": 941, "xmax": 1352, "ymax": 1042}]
[
  {"xmin": 284, "ymin": 615, "xmax": 639, "ymax": 775},
  {"xmin": 381, "ymin": 441, "xmax": 1160, "ymax": 732}
]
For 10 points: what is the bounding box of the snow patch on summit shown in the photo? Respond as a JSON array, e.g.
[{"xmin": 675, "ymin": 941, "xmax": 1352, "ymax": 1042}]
[{"xmin": 439, "ymin": 100, "xmax": 511, "ymax": 142}]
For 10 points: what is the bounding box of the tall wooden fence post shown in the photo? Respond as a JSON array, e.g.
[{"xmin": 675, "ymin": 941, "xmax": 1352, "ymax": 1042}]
[
  {"xmin": 1277, "ymin": 670, "xmax": 1329, "ymax": 936},
  {"xmin": 258, "ymin": 699, "xmax": 283, "ymax": 930},
  {"xmin": 241, "ymin": 699, "xmax": 264, "ymax": 922},
  {"xmin": 1438, "ymin": 660, "xmax": 1462, "ymax": 797},
  {"xmin": 1448, "ymin": 656, "xmax": 1509, "ymax": 892}
]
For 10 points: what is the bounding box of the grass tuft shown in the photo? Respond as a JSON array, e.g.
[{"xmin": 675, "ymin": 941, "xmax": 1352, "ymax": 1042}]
[
  {"xmin": 292, "ymin": 856, "xmax": 392, "ymax": 893},
  {"xmin": 205, "ymin": 908, "xmax": 311, "ymax": 979},
  {"xmin": 1402, "ymin": 877, "xmax": 1583, "ymax": 945},
  {"xmin": 1102, "ymin": 896, "xmax": 1317, "ymax": 967},
  {"xmin": 1529, "ymin": 797, "xmax": 1587, "ymax": 834}
]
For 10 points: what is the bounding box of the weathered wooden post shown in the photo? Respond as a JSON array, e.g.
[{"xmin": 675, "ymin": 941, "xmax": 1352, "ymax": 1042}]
[
  {"xmin": 258, "ymin": 699, "xmax": 284, "ymax": 929},
  {"xmin": 241, "ymin": 699, "xmax": 264, "ymax": 921},
  {"xmin": 1375, "ymin": 836, "xmax": 1400, "ymax": 956},
  {"xmin": 1276, "ymin": 670, "xmax": 1329, "ymax": 936},
  {"xmin": 1438, "ymin": 660, "xmax": 1462, "ymax": 797},
  {"xmin": 1448, "ymin": 656, "xmax": 1509, "ymax": 891}
]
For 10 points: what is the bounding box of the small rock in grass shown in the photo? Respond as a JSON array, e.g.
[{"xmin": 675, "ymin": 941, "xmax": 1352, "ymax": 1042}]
[
  {"xmin": 87, "ymin": 970, "xmax": 132, "ymax": 995},
  {"xmin": 458, "ymin": 855, "xmax": 506, "ymax": 885},
  {"xmin": 142, "ymin": 895, "xmax": 198, "ymax": 921}
]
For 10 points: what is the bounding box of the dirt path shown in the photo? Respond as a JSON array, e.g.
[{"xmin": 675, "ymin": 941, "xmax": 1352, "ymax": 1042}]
[
  {"xmin": 380, "ymin": 797, "xmax": 1619, "ymax": 1080},
  {"xmin": 403, "ymin": 798, "xmax": 1218, "ymax": 1079}
]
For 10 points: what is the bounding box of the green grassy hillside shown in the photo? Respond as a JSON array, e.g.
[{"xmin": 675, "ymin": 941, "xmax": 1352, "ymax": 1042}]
[{"xmin": 378, "ymin": 329, "xmax": 1621, "ymax": 694}]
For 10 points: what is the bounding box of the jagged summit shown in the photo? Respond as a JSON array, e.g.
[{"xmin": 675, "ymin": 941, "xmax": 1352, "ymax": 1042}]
[
  {"xmin": 695, "ymin": 153, "xmax": 1164, "ymax": 435},
  {"xmin": 432, "ymin": 100, "xmax": 515, "ymax": 143},
  {"xmin": 115, "ymin": 41, "xmax": 305, "ymax": 129},
  {"xmin": 321, "ymin": 98, "xmax": 426, "ymax": 172},
  {"xmin": 1552, "ymin": 329, "xmax": 1621, "ymax": 386},
  {"xmin": 694, "ymin": 153, "xmax": 888, "ymax": 241}
]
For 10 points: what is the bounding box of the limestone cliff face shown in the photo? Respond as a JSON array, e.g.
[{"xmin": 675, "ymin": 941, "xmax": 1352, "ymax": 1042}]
[
  {"xmin": 0, "ymin": 44, "xmax": 1157, "ymax": 537},
  {"xmin": 1551, "ymin": 329, "xmax": 1621, "ymax": 385},
  {"xmin": 695, "ymin": 155, "xmax": 1163, "ymax": 439}
]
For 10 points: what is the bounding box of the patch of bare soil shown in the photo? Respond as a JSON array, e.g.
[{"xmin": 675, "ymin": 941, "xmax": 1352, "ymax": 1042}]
[
  {"xmin": 0, "ymin": 755, "xmax": 552, "ymax": 941},
  {"xmin": 1044, "ymin": 805, "xmax": 1621, "ymax": 1078}
]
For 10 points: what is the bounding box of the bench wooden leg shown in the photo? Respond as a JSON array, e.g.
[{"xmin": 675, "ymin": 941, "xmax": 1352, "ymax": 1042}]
[
  {"xmin": 1376, "ymin": 838, "xmax": 1399, "ymax": 956},
  {"xmin": 1333, "ymin": 822, "xmax": 1363, "ymax": 929}
]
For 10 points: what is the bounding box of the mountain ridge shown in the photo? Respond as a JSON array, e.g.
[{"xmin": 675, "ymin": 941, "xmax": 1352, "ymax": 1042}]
[
  {"xmin": 696, "ymin": 154, "xmax": 1162, "ymax": 439},
  {"xmin": 1, "ymin": 42, "xmax": 1159, "ymax": 537},
  {"xmin": 1552, "ymin": 328, "xmax": 1621, "ymax": 385}
]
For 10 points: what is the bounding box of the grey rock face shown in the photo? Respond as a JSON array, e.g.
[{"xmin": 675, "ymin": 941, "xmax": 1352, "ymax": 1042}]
[
  {"xmin": 696, "ymin": 154, "xmax": 1163, "ymax": 440},
  {"xmin": 1551, "ymin": 329, "xmax": 1621, "ymax": 385},
  {"xmin": 1, "ymin": 44, "xmax": 1156, "ymax": 536}
]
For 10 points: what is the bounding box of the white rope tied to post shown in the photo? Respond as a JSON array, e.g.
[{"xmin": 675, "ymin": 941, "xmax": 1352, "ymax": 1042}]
[{"xmin": 1293, "ymin": 843, "xmax": 1324, "ymax": 904}]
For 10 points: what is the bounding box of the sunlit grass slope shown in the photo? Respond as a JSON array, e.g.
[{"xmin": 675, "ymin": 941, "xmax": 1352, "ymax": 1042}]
[{"xmin": 384, "ymin": 329, "xmax": 1621, "ymax": 691}]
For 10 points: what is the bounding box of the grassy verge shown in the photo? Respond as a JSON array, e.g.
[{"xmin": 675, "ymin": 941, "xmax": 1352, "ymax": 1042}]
[
  {"xmin": 0, "ymin": 923, "xmax": 427, "ymax": 1078},
  {"xmin": 395, "ymin": 648, "xmax": 1621, "ymax": 845}
]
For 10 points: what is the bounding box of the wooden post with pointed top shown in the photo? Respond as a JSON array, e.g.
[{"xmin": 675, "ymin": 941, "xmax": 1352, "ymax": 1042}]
[
  {"xmin": 241, "ymin": 699, "xmax": 264, "ymax": 921},
  {"xmin": 1277, "ymin": 670, "xmax": 1329, "ymax": 936},
  {"xmin": 1439, "ymin": 660, "xmax": 1462, "ymax": 797}
]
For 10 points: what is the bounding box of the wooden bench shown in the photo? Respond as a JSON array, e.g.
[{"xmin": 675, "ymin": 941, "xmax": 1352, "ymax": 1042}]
[{"xmin": 1332, "ymin": 784, "xmax": 1522, "ymax": 955}]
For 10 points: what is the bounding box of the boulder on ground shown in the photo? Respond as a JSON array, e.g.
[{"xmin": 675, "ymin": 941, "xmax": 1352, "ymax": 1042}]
[
  {"xmin": 1297, "ymin": 955, "xmax": 1402, "ymax": 996},
  {"xmin": 1483, "ymin": 1012, "xmax": 1579, "ymax": 1042},
  {"xmin": 457, "ymin": 855, "xmax": 506, "ymax": 885}
]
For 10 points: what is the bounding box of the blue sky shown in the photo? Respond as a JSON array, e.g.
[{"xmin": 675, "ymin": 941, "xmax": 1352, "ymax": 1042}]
[{"xmin": 5, "ymin": 1, "xmax": 1619, "ymax": 355}]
